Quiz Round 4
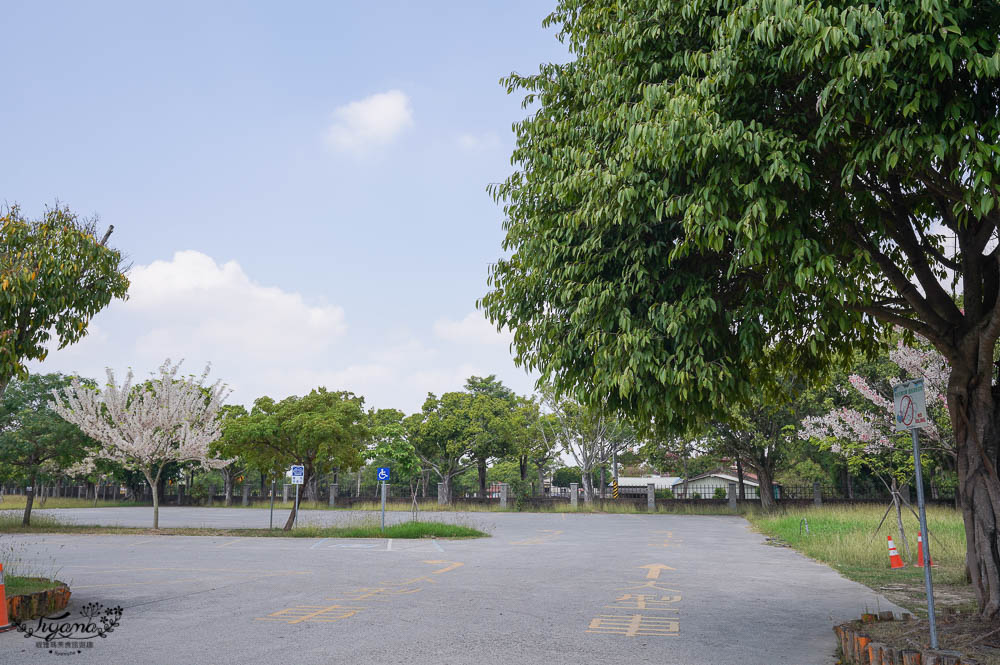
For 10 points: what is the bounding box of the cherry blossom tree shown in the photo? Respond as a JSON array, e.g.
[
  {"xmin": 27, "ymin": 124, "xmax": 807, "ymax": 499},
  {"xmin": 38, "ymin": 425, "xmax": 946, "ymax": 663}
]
[
  {"xmin": 800, "ymin": 338, "xmax": 952, "ymax": 555},
  {"xmin": 50, "ymin": 359, "xmax": 231, "ymax": 528}
]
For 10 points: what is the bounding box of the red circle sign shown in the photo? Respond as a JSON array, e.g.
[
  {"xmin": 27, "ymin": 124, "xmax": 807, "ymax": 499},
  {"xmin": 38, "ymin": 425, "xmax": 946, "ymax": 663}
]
[{"xmin": 901, "ymin": 395, "xmax": 914, "ymax": 426}]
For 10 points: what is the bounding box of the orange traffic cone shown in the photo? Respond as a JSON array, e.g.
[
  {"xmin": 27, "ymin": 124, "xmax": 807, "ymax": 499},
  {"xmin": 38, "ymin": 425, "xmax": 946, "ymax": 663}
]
[
  {"xmin": 915, "ymin": 531, "xmax": 935, "ymax": 567},
  {"xmin": 887, "ymin": 536, "xmax": 905, "ymax": 569},
  {"xmin": 0, "ymin": 563, "xmax": 12, "ymax": 632}
]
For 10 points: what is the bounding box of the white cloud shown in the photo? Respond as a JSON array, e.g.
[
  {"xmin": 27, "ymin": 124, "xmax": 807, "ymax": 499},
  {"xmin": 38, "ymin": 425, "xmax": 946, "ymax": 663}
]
[
  {"xmin": 31, "ymin": 255, "xmax": 537, "ymax": 414},
  {"xmin": 433, "ymin": 311, "xmax": 512, "ymax": 347},
  {"xmin": 457, "ymin": 132, "xmax": 502, "ymax": 151},
  {"xmin": 129, "ymin": 251, "xmax": 346, "ymax": 359},
  {"xmin": 323, "ymin": 90, "xmax": 413, "ymax": 153}
]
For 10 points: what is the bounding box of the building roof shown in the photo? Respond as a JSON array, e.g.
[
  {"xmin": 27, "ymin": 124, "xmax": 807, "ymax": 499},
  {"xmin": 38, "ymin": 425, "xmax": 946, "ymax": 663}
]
[
  {"xmin": 671, "ymin": 471, "xmax": 760, "ymax": 487},
  {"xmin": 614, "ymin": 476, "xmax": 681, "ymax": 489}
]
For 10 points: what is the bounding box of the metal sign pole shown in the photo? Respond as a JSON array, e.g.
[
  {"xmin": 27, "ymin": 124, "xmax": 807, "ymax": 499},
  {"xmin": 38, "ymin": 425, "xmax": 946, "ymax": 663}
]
[
  {"xmin": 294, "ymin": 483, "xmax": 299, "ymax": 529},
  {"xmin": 911, "ymin": 427, "xmax": 938, "ymax": 648},
  {"xmin": 269, "ymin": 478, "xmax": 275, "ymax": 530},
  {"xmin": 381, "ymin": 481, "xmax": 387, "ymax": 533}
]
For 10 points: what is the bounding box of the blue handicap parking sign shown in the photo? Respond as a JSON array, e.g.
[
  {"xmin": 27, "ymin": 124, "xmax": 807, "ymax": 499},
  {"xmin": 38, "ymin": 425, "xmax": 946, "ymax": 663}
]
[{"xmin": 377, "ymin": 467, "xmax": 390, "ymax": 482}]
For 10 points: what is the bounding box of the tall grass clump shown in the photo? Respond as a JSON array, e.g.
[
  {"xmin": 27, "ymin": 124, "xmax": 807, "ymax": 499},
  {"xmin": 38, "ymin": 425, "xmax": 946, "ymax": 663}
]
[{"xmin": 747, "ymin": 504, "xmax": 967, "ymax": 586}]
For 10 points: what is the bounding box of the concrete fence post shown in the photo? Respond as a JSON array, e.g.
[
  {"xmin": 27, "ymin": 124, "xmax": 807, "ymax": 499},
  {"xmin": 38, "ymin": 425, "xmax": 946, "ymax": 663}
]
[
  {"xmin": 499, "ymin": 483, "xmax": 509, "ymax": 509},
  {"xmin": 438, "ymin": 483, "xmax": 446, "ymax": 505},
  {"xmin": 282, "ymin": 484, "xmax": 289, "ymax": 503},
  {"xmin": 242, "ymin": 483, "xmax": 250, "ymax": 506},
  {"xmin": 570, "ymin": 483, "xmax": 579, "ymax": 509},
  {"xmin": 329, "ymin": 483, "xmax": 338, "ymax": 506},
  {"xmin": 813, "ymin": 481, "xmax": 822, "ymax": 507},
  {"xmin": 729, "ymin": 482, "xmax": 738, "ymax": 511},
  {"xmin": 647, "ymin": 483, "xmax": 655, "ymax": 512}
]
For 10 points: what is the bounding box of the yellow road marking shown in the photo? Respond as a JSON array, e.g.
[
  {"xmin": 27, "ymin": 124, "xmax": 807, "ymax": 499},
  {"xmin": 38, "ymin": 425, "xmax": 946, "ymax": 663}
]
[
  {"xmin": 214, "ymin": 539, "xmax": 243, "ymax": 548},
  {"xmin": 256, "ymin": 604, "xmax": 361, "ymax": 624},
  {"xmin": 586, "ymin": 614, "xmax": 678, "ymax": 637},
  {"xmin": 638, "ymin": 564, "xmax": 676, "ymax": 579},
  {"xmin": 422, "ymin": 560, "xmax": 463, "ymax": 575}
]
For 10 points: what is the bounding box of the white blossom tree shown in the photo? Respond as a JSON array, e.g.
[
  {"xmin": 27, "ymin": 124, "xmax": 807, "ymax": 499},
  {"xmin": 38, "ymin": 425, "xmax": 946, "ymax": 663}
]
[
  {"xmin": 50, "ymin": 359, "xmax": 231, "ymax": 528},
  {"xmin": 800, "ymin": 338, "xmax": 952, "ymax": 555}
]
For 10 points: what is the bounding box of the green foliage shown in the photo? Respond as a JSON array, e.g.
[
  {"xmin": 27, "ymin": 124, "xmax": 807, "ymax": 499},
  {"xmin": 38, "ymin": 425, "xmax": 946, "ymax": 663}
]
[
  {"xmin": 481, "ymin": 0, "xmax": 1000, "ymax": 434},
  {"xmin": 713, "ymin": 487, "xmax": 727, "ymax": 500},
  {"xmin": 0, "ymin": 373, "xmax": 95, "ymax": 483},
  {"xmin": 215, "ymin": 388, "xmax": 368, "ymax": 527},
  {"xmin": 0, "ymin": 206, "xmax": 129, "ymax": 394},
  {"xmin": 654, "ymin": 488, "xmax": 673, "ymax": 500}
]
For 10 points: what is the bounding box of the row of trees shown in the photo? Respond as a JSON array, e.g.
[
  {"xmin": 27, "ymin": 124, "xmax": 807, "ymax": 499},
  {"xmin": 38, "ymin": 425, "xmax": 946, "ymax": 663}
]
[{"xmin": 0, "ymin": 367, "xmax": 652, "ymax": 530}]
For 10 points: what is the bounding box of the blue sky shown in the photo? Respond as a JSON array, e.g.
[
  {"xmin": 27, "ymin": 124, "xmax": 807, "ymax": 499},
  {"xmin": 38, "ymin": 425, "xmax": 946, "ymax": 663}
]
[{"xmin": 2, "ymin": 1, "xmax": 571, "ymax": 411}]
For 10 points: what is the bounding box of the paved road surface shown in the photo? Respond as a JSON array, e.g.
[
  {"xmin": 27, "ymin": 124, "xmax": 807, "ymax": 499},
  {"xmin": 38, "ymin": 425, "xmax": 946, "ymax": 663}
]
[{"xmin": 0, "ymin": 508, "xmax": 902, "ymax": 665}]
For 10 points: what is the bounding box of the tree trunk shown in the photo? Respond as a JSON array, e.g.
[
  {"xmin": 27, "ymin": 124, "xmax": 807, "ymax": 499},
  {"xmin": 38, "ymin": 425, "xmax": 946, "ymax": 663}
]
[
  {"xmin": 519, "ymin": 455, "xmax": 528, "ymax": 482},
  {"xmin": 440, "ymin": 474, "xmax": 452, "ymax": 504},
  {"xmin": 600, "ymin": 466, "xmax": 606, "ymax": 499},
  {"xmin": 681, "ymin": 454, "xmax": 689, "ymax": 499},
  {"xmin": 756, "ymin": 464, "xmax": 776, "ymax": 511},
  {"xmin": 581, "ymin": 470, "xmax": 594, "ymax": 504},
  {"xmin": 949, "ymin": 360, "xmax": 1000, "ymax": 618},
  {"xmin": 845, "ymin": 466, "xmax": 855, "ymax": 500},
  {"xmin": 144, "ymin": 470, "xmax": 163, "ymax": 529},
  {"xmin": 223, "ymin": 470, "xmax": 233, "ymax": 507},
  {"xmin": 422, "ymin": 469, "xmax": 429, "ymax": 498},
  {"xmin": 283, "ymin": 472, "xmax": 309, "ymax": 531},
  {"xmin": 477, "ymin": 458, "xmax": 487, "ymax": 497},
  {"xmin": 22, "ymin": 473, "xmax": 37, "ymax": 526},
  {"xmin": 537, "ymin": 464, "xmax": 546, "ymax": 496},
  {"xmin": 357, "ymin": 468, "xmax": 362, "ymax": 497},
  {"xmin": 736, "ymin": 457, "xmax": 746, "ymax": 501}
]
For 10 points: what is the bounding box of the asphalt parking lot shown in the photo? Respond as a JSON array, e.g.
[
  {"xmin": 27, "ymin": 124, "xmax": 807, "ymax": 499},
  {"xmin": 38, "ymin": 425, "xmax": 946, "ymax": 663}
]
[{"xmin": 0, "ymin": 508, "xmax": 902, "ymax": 665}]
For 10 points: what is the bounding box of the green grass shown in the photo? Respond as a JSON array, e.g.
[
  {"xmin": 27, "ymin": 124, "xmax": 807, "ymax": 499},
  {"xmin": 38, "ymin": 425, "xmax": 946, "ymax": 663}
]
[
  {"xmin": 0, "ymin": 496, "xmax": 143, "ymax": 510},
  {"xmin": 6, "ymin": 576, "xmax": 63, "ymax": 596},
  {"xmin": 746, "ymin": 504, "xmax": 967, "ymax": 589},
  {"xmin": 0, "ymin": 512, "xmax": 486, "ymax": 539}
]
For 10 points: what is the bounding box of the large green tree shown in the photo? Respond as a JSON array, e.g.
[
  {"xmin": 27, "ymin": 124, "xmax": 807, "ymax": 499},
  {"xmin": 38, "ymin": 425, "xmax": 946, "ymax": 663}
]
[
  {"xmin": 0, "ymin": 373, "xmax": 95, "ymax": 525},
  {"xmin": 407, "ymin": 392, "xmax": 482, "ymax": 503},
  {"xmin": 464, "ymin": 375, "xmax": 519, "ymax": 496},
  {"xmin": 482, "ymin": 1, "xmax": 1000, "ymax": 615},
  {"xmin": 217, "ymin": 389, "xmax": 368, "ymax": 530},
  {"xmin": 0, "ymin": 205, "xmax": 129, "ymax": 396}
]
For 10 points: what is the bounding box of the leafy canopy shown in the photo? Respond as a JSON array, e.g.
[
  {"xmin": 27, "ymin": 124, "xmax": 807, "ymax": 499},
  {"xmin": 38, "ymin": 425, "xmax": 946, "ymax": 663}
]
[
  {"xmin": 0, "ymin": 205, "xmax": 129, "ymax": 392},
  {"xmin": 482, "ymin": 0, "xmax": 1000, "ymax": 431}
]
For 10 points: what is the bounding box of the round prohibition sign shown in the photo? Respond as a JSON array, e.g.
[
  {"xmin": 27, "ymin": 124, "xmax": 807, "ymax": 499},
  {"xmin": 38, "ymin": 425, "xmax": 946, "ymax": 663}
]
[{"xmin": 900, "ymin": 394, "xmax": 915, "ymax": 427}]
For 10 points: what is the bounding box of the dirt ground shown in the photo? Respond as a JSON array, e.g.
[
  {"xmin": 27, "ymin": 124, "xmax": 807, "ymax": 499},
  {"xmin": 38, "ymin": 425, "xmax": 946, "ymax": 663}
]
[{"xmin": 859, "ymin": 613, "xmax": 1000, "ymax": 664}]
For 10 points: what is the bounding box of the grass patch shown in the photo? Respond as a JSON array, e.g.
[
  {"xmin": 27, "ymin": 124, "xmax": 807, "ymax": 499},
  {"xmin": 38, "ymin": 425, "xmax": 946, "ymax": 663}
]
[
  {"xmin": 0, "ymin": 496, "xmax": 143, "ymax": 510},
  {"xmin": 0, "ymin": 512, "xmax": 486, "ymax": 539},
  {"xmin": 6, "ymin": 576, "xmax": 63, "ymax": 596},
  {"xmin": 746, "ymin": 504, "xmax": 972, "ymax": 614}
]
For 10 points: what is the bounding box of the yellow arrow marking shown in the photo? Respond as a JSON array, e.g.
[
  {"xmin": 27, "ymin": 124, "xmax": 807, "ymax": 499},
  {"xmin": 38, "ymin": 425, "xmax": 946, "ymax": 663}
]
[
  {"xmin": 422, "ymin": 560, "xmax": 464, "ymax": 575},
  {"xmin": 639, "ymin": 564, "xmax": 676, "ymax": 579}
]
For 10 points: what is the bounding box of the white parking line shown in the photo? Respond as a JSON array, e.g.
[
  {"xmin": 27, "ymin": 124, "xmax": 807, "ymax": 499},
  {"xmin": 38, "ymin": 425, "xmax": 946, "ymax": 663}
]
[
  {"xmin": 386, "ymin": 538, "xmax": 393, "ymax": 551},
  {"xmin": 310, "ymin": 539, "xmax": 328, "ymax": 550},
  {"xmin": 433, "ymin": 540, "xmax": 444, "ymax": 553}
]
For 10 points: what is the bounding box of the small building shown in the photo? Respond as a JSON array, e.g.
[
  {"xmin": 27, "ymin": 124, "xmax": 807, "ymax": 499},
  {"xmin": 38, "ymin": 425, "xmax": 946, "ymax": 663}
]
[
  {"xmin": 670, "ymin": 471, "xmax": 760, "ymax": 499},
  {"xmin": 615, "ymin": 476, "xmax": 681, "ymax": 490}
]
